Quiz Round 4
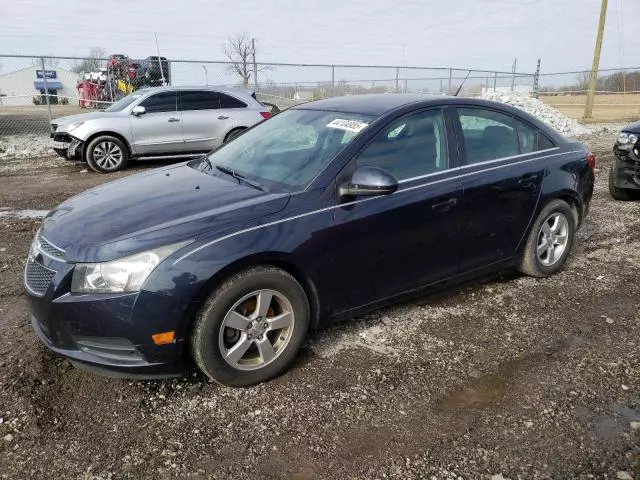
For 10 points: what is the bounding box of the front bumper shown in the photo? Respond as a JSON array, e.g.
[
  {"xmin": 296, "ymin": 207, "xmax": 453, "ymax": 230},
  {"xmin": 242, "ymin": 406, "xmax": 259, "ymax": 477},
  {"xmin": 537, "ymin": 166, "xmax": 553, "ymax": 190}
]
[
  {"xmin": 612, "ymin": 148, "xmax": 640, "ymax": 190},
  {"xmin": 51, "ymin": 131, "xmax": 83, "ymax": 160},
  {"xmin": 25, "ymin": 239, "xmax": 190, "ymax": 379}
]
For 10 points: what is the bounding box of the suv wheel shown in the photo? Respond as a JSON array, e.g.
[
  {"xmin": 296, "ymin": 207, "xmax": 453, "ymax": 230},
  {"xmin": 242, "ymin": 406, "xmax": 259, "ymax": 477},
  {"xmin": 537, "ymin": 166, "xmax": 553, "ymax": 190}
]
[
  {"xmin": 518, "ymin": 199, "xmax": 576, "ymax": 277},
  {"xmin": 191, "ymin": 266, "xmax": 310, "ymax": 387},
  {"xmin": 85, "ymin": 135, "xmax": 129, "ymax": 173}
]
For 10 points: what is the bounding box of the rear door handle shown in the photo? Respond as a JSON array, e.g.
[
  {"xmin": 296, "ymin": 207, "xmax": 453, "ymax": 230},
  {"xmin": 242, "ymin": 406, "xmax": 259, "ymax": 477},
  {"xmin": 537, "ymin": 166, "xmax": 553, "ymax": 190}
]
[
  {"xmin": 518, "ymin": 173, "xmax": 538, "ymax": 185},
  {"xmin": 218, "ymin": 115, "xmax": 229, "ymax": 120},
  {"xmin": 168, "ymin": 117, "xmax": 180, "ymax": 122},
  {"xmin": 432, "ymin": 198, "xmax": 457, "ymax": 211}
]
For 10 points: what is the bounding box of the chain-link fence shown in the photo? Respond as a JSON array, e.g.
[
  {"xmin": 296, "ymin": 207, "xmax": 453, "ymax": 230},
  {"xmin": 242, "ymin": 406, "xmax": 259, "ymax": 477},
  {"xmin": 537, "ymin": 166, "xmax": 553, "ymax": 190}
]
[
  {"xmin": 0, "ymin": 54, "xmax": 538, "ymax": 140},
  {"xmin": 537, "ymin": 67, "xmax": 640, "ymax": 123}
]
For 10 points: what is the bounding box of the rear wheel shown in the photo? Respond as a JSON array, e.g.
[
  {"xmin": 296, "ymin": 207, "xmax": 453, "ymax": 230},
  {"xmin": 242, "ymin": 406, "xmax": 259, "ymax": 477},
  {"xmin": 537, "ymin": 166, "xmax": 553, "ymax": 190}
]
[
  {"xmin": 85, "ymin": 135, "xmax": 129, "ymax": 173},
  {"xmin": 191, "ymin": 266, "xmax": 310, "ymax": 387},
  {"xmin": 519, "ymin": 199, "xmax": 575, "ymax": 278},
  {"xmin": 224, "ymin": 128, "xmax": 246, "ymax": 143},
  {"xmin": 608, "ymin": 165, "xmax": 639, "ymax": 201}
]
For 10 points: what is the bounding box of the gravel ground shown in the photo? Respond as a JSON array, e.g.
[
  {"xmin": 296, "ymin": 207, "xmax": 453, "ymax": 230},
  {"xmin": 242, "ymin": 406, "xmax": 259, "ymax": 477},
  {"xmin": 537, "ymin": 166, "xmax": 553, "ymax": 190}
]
[{"xmin": 0, "ymin": 128, "xmax": 639, "ymax": 480}]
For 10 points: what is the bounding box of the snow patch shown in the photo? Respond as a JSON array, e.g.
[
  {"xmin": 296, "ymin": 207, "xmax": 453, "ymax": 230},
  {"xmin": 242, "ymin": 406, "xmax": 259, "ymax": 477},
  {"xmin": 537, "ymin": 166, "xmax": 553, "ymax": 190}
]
[{"xmin": 480, "ymin": 91, "xmax": 591, "ymax": 137}]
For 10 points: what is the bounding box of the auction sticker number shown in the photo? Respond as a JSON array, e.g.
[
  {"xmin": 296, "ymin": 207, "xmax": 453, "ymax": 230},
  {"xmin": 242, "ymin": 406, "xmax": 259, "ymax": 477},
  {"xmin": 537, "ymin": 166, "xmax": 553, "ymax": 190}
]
[{"xmin": 326, "ymin": 118, "xmax": 369, "ymax": 133}]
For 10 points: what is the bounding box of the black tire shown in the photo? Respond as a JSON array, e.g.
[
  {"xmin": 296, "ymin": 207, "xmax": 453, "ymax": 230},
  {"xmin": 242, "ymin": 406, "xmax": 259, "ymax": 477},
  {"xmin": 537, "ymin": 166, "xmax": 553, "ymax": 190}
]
[
  {"xmin": 608, "ymin": 165, "xmax": 639, "ymax": 201},
  {"xmin": 518, "ymin": 199, "xmax": 576, "ymax": 278},
  {"xmin": 224, "ymin": 128, "xmax": 246, "ymax": 143},
  {"xmin": 85, "ymin": 135, "xmax": 129, "ymax": 173},
  {"xmin": 191, "ymin": 266, "xmax": 310, "ymax": 387}
]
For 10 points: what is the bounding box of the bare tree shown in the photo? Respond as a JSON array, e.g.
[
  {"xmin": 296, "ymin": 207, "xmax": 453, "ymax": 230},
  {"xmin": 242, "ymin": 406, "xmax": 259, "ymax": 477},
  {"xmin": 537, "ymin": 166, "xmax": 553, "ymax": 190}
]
[
  {"xmin": 224, "ymin": 33, "xmax": 255, "ymax": 87},
  {"xmin": 71, "ymin": 47, "xmax": 107, "ymax": 73}
]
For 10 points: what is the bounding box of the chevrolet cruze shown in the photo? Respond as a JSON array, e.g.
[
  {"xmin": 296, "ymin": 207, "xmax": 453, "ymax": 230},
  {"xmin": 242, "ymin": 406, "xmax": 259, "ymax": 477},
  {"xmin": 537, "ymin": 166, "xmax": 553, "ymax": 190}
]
[{"xmin": 25, "ymin": 94, "xmax": 595, "ymax": 386}]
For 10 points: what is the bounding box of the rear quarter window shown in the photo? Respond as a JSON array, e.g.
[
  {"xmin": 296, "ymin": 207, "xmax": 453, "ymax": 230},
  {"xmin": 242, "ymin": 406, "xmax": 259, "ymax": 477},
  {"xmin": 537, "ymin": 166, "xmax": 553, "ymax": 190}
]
[{"xmin": 219, "ymin": 93, "xmax": 247, "ymax": 109}]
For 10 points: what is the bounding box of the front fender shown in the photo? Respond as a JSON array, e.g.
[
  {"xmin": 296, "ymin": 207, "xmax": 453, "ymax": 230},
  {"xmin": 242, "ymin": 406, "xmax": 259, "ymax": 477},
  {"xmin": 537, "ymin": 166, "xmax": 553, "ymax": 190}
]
[{"xmin": 141, "ymin": 203, "xmax": 334, "ymax": 338}]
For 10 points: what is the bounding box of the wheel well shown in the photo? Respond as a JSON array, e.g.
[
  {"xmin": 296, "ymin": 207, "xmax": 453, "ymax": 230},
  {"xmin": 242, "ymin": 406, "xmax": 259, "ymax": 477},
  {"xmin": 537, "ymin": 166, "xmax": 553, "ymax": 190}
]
[
  {"xmin": 224, "ymin": 127, "xmax": 247, "ymax": 142},
  {"xmin": 188, "ymin": 254, "xmax": 321, "ymax": 332},
  {"xmin": 555, "ymin": 194, "xmax": 581, "ymax": 227},
  {"xmin": 83, "ymin": 131, "xmax": 132, "ymax": 158}
]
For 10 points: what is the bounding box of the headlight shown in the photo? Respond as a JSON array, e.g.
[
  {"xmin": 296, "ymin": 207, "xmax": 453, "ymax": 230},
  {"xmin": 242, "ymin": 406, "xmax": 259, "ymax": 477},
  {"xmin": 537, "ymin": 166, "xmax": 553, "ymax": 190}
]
[
  {"xmin": 67, "ymin": 121, "xmax": 85, "ymax": 131},
  {"xmin": 71, "ymin": 242, "xmax": 189, "ymax": 293},
  {"xmin": 629, "ymin": 134, "xmax": 639, "ymax": 145},
  {"xmin": 618, "ymin": 132, "xmax": 629, "ymax": 144}
]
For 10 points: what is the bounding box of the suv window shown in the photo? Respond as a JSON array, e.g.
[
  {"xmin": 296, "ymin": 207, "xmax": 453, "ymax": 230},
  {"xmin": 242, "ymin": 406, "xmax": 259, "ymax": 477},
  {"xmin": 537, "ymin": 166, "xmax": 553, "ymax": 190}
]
[
  {"xmin": 457, "ymin": 107, "xmax": 552, "ymax": 163},
  {"xmin": 139, "ymin": 91, "xmax": 176, "ymax": 113},
  {"xmin": 179, "ymin": 90, "xmax": 221, "ymax": 111},
  {"xmin": 218, "ymin": 93, "xmax": 247, "ymax": 109},
  {"xmin": 355, "ymin": 109, "xmax": 449, "ymax": 181}
]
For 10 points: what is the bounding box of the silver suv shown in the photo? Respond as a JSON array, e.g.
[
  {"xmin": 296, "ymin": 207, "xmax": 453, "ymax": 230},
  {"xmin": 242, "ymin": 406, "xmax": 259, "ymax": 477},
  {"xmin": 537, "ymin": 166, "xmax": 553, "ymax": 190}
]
[{"xmin": 51, "ymin": 86, "xmax": 272, "ymax": 173}]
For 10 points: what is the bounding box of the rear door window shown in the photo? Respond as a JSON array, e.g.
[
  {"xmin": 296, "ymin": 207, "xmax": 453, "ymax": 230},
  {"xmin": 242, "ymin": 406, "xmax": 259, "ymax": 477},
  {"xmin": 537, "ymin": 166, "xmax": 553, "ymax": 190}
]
[
  {"xmin": 139, "ymin": 91, "xmax": 177, "ymax": 113},
  {"xmin": 179, "ymin": 90, "xmax": 220, "ymax": 111},
  {"xmin": 457, "ymin": 107, "xmax": 553, "ymax": 164}
]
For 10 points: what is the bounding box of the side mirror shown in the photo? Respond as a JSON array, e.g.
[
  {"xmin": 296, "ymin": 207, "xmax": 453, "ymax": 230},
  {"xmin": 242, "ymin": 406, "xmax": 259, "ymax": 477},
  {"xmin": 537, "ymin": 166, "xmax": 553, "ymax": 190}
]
[
  {"xmin": 339, "ymin": 166, "xmax": 398, "ymax": 197},
  {"xmin": 131, "ymin": 105, "xmax": 146, "ymax": 116}
]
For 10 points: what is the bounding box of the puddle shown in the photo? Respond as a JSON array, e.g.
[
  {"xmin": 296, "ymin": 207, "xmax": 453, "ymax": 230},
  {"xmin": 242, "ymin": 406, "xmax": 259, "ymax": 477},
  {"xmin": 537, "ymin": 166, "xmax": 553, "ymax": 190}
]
[
  {"xmin": 0, "ymin": 208, "xmax": 49, "ymax": 219},
  {"xmin": 436, "ymin": 373, "xmax": 509, "ymax": 410}
]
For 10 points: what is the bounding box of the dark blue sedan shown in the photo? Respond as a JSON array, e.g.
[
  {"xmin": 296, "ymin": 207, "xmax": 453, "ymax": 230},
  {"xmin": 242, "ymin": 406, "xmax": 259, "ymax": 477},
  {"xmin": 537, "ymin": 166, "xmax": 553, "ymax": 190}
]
[{"xmin": 24, "ymin": 94, "xmax": 595, "ymax": 386}]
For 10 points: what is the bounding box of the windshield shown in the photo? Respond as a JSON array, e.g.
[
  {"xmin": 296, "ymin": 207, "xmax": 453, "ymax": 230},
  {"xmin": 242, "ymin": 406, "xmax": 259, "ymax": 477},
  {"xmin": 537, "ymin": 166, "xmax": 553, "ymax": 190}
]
[
  {"xmin": 104, "ymin": 92, "xmax": 145, "ymax": 112},
  {"xmin": 198, "ymin": 109, "xmax": 375, "ymax": 191}
]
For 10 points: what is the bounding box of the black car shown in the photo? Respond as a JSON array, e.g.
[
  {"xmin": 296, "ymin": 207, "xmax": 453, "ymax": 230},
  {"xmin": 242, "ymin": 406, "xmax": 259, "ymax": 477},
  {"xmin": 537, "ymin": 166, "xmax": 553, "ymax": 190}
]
[
  {"xmin": 25, "ymin": 94, "xmax": 595, "ymax": 386},
  {"xmin": 610, "ymin": 122, "xmax": 640, "ymax": 200}
]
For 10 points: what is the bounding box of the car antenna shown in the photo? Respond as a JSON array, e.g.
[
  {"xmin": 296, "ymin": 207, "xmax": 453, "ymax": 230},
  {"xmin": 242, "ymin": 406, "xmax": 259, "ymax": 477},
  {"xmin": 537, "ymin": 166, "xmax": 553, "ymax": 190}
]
[{"xmin": 453, "ymin": 70, "xmax": 471, "ymax": 96}]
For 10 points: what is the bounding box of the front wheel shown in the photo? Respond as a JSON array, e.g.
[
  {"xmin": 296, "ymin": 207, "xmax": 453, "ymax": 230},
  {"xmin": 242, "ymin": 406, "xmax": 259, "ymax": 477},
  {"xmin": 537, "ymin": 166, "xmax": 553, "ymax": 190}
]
[
  {"xmin": 518, "ymin": 200, "xmax": 576, "ymax": 278},
  {"xmin": 85, "ymin": 135, "xmax": 129, "ymax": 173},
  {"xmin": 191, "ymin": 266, "xmax": 310, "ymax": 387},
  {"xmin": 609, "ymin": 165, "xmax": 639, "ymax": 201}
]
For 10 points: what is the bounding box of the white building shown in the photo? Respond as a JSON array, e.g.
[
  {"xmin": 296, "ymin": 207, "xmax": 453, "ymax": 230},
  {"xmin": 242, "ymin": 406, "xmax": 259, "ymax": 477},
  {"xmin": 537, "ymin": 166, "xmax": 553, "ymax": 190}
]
[{"xmin": 0, "ymin": 66, "xmax": 80, "ymax": 106}]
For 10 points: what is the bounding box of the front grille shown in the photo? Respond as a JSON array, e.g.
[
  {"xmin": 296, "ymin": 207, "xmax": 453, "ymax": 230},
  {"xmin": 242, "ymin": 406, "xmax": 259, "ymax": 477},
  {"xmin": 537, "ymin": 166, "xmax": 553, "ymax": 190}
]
[
  {"xmin": 25, "ymin": 261, "xmax": 56, "ymax": 296},
  {"xmin": 38, "ymin": 236, "xmax": 65, "ymax": 259}
]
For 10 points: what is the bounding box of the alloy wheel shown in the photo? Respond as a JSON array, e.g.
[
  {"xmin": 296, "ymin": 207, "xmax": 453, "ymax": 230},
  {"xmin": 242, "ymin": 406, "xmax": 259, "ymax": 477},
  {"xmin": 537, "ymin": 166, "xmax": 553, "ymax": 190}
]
[
  {"xmin": 218, "ymin": 289, "xmax": 295, "ymax": 371},
  {"xmin": 536, "ymin": 212, "xmax": 569, "ymax": 266},
  {"xmin": 92, "ymin": 141, "xmax": 123, "ymax": 170}
]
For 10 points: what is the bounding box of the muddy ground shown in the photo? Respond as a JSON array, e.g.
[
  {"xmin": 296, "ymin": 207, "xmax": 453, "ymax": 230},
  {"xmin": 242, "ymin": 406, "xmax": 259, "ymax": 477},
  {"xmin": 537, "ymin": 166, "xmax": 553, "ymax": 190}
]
[{"xmin": 0, "ymin": 130, "xmax": 639, "ymax": 480}]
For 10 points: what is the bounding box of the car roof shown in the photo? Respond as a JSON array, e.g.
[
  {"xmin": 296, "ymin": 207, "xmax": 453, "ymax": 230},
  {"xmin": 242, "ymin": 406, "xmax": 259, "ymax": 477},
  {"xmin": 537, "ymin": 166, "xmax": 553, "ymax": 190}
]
[
  {"xmin": 292, "ymin": 93, "xmax": 567, "ymax": 143},
  {"xmin": 136, "ymin": 85, "xmax": 258, "ymax": 100},
  {"xmin": 295, "ymin": 93, "xmax": 444, "ymax": 116}
]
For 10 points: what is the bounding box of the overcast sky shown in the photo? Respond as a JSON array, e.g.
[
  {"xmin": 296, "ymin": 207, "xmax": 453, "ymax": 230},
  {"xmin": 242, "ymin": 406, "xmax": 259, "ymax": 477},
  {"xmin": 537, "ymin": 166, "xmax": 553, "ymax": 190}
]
[{"xmin": 1, "ymin": 0, "xmax": 638, "ymax": 74}]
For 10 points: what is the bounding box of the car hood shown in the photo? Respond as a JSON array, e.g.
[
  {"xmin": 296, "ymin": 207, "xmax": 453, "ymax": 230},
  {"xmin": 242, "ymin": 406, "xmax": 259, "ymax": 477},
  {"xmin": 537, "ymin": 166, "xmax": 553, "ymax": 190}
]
[
  {"xmin": 39, "ymin": 163, "xmax": 290, "ymax": 262},
  {"xmin": 53, "ymin": 111, "xmax": 123, "ymax": 126},
  {"xmin": 622, "ymin": 120, "xmax": 640, "ymax": 134}
]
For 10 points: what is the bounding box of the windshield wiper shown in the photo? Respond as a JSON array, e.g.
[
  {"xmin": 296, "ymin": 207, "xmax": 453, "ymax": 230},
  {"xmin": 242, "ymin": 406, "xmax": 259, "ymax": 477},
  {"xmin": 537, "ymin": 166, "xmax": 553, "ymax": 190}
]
[{"xmin": 214, "ymin": 164, "xmax": 268, "ymax": 192}]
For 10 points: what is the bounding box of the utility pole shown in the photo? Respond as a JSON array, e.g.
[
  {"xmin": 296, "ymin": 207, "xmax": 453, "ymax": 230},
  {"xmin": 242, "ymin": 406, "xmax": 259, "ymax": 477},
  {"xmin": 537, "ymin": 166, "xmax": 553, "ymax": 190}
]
[
  {"xmin": 154, "ymin": 33, "xmax": 166, "ymax": 85},
  {"xmin": 40, "ymin": 58, "xmax": 52, "ymax": 124},
  {"xmin": 511, "ymin": 58, "xmax": 517, "ymax": 92},
  {"xmin": 584, "ymin": 0, "xmax": 608, "ymax": 119},
  {"xmin": 252, "ymin": 38, "xmax": 258, "ymax": 89}
]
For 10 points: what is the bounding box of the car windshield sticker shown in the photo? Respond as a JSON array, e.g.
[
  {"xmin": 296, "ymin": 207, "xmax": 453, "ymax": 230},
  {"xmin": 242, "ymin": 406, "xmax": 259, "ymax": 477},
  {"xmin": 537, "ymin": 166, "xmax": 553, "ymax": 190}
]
[{"xmin": 326, "ymin": 118, "xmax": 369, "ymax": 133}]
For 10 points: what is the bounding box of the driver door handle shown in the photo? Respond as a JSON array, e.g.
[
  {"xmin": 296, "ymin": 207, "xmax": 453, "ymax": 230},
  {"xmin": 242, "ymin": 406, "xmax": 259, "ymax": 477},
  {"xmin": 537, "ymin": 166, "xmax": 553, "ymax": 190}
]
[
  {"xmin": 168, "ymin": 117, "xmax": 180, "ymax": 122},
  {"xmin": 218, "ymin": 115, "xmax": 229, "ymax": 120}
]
